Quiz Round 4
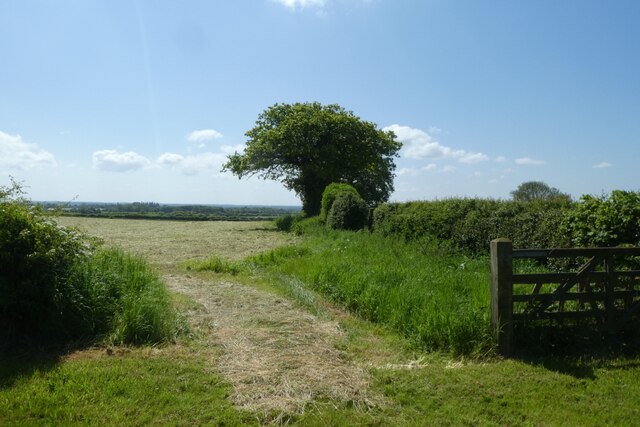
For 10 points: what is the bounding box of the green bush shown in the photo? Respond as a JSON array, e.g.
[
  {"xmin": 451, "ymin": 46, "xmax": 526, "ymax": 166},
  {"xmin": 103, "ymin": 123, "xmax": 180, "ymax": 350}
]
[
  {"xmin": 326, "ymin": 192, "xmax": 369, "ymax": 231},
  {"xmin": 373, "ymin": 198, "xmax": 572, "ymax": 254},
  {"xmin": 320, "ymin": 183, "xmax": 360, "ymax": 221},
  {"xmin": 0, "ymin": 181, "xmax": 178, "ymax": 349},
  {"xmin": 0, "ymin": 200, "xmax": 95, "ymax": 346},
  {"xmin": 275, "ymin": 213, "xmax": 296, "ymax": 231},
  {"xmin": 563, "ymin": 190, "xmax": 640, "ymax": 247},
  {"xmin": 291, "ymin": 216, "xmax": 324, "ymax": 235}
]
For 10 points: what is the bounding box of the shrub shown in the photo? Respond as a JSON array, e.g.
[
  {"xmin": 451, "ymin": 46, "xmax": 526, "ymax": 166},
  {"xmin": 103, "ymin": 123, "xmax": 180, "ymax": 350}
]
[
  {"xmin": 320, "ymin": 183, "xmax": 360, "ymax": 221},
  {"xmin": 291, "ymin": 216, "xmax": 324, "ymax": 235},
  {"xmin": 563, "ymin": 190, "xmax": 640, "ymax": 247},
  {"xmin": 0, "ymin": 181, "xmax": 178, "ymax": 349},
  {"xmin": 326, "ymin": 192, "xmax": 369, "ymax": 231},
  {"xmin": 373, "ymin": 198, "xmax": 572, "ymax": 254},
  {"xmin": 275, "ymin": 213, "xmax": 296, "ymax": 232},
  {"xmin": 0, "ymin": 198, "xmax": 95, "ymax": 346}
]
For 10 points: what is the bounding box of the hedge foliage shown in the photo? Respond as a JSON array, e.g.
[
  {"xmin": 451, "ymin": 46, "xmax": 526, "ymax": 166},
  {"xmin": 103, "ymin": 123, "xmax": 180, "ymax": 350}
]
[
  {"xmin": 326, "ymin": 192, "xmax": 369, "ymax": 231},
  {"xmin": 320, "ymin": 183, "xmax": 360, "ymax": 221},
  {"xmin": 563, "ymin": 190, "xmax": 640, "ymax": 247},
  {"xmin": 372, "ymin": 198, "xmax": 574, "ymax": 253},
  {"xmin": 373, "ymin": 191, "xmax": 640, "ymax": 253},
  {"xmin": 0, "ymin": 181, "xmax": 178, "ymax": 349}
]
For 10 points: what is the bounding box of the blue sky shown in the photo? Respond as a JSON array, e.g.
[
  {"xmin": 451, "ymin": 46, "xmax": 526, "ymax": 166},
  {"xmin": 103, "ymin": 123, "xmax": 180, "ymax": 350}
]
[{"xmin": 1, "ymin": 0, "xmax": 639, "ymax": 205}]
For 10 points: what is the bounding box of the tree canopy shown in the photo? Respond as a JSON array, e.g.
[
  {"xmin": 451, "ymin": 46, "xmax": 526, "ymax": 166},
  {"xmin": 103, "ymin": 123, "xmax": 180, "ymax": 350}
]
[
  {"xmin": 511, "ymin": 181, "xmax": 571, "ymax": 202},
  {"xmin": 223, "ymin": 102, "xmax": 402, "ymax": 215}
]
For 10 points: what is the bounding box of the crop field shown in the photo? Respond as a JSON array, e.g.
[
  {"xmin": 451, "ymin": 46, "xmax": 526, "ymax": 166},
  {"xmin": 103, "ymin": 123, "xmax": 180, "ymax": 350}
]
[{"xmin": 2, "ymin": 217, "xmax": 640, "ymax": 425}]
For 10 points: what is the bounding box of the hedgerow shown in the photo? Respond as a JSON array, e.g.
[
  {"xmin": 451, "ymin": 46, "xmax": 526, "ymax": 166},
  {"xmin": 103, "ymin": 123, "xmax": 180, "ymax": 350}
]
[
  {"xmin": 373, "ymin": 198, "xmax": 572, "ymax": 253},
  {"xmin": 563, "ymin": 190, "xmax": 640, "ymax": 247},
  {"xmin": 0, "ymin": 181, "xmax": 179, "ymax": 349}
]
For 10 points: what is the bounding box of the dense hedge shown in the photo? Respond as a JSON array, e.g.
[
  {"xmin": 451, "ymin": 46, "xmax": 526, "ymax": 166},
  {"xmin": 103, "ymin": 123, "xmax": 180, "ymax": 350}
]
[
  {"xmin": 564, "ymin": 190, "xmax": 640, "ymax": 247},
  {"xmin": 320, "ymin": 183, "xmax": 360, "ymax": 221},
  {"xmin": 0, "ymin": 183, "xmax": 179, "ymax": 349},
  {"xmin": 372, "ymin": 198, "xmax": 573, "ymax": 253},
  {"xmin": 326, "ymin": 192, "xmax": 369, "ymax": 231}
]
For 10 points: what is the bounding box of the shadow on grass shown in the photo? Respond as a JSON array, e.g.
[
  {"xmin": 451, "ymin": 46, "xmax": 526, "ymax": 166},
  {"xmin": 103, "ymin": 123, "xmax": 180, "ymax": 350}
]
[
  {"xmin": 0, "ymin": 339, "xmax": 96, "ymax": 390},
  {"xmin": 511, "ymin": 324, "xmax": 640, "ymax": 379}
]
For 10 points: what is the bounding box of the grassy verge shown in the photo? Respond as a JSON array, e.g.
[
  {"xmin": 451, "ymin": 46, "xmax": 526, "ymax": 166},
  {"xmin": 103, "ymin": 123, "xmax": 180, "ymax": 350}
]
[
  {"xmin": 0, "ymin": 348, "xmax": 255, "ymax": 426},
  {"xmin": 213, "ymin": 229, "xmax": 494, "ymax": 356},
  {"xmin": 73, "ymin": 247, "xmax": 183, "ymax": 345}
]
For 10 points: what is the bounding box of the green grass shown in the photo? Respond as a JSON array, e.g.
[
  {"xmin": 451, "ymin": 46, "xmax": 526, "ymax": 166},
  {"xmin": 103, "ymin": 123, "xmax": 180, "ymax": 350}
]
[
  {"xmin": 238, "ymin": 229, "xmax": 493, "ymax": 356},
  {"xmin": 0, "ymin": 350, "xmax": 255, "ymax": 426},
  {"xmin": 71, "ymin": 247, "xmax": 182, "ymax": 345},
  {"xmin": 5, "ymin": 217, "xmax": 636, "ymax": 425}
]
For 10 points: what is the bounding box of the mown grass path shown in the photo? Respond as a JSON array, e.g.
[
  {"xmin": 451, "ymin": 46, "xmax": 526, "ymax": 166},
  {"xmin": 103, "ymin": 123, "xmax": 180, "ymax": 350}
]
[{"xmin": 55, "ymin": 218, "xmax": 379, "ymax": 420}]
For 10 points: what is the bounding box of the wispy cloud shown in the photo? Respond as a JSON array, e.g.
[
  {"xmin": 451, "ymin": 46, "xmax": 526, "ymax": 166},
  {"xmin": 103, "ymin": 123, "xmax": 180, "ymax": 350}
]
[
  {"xmin": 458, "ymin": 152, "xmax": 489, "ymax": 164},
  {"xmin": 397, "ymin": 167, "xmax": 421, "ymax": 177},
  {"xmin": 273, "ymin": 0, "xmax": 327, "ymax": 10},
  {"xmin": 384, "ymin": 124, "xmax": 489, "ymax": 164},
  {"xmin": 495, "ymin": 156, "xmax": 508, "ymax": 163},
  {"xmin": 442, "ymin": 165, "xmax": 456, "ymax": 173},
  {"xmin": 157, "ymin": 152, "xmax": 226, "ymax": 176},
  {"xmin": 186, "ymin": 129, "xmax": 223, "ymax": 144},
  {"xmin": 515, "ymin": 157, "xmax": 545, "ymax": 166},
  {"xmin": 92, "ymin": 150, "xmax": 151, "ymax": 172},
  {"xmin": 593, "ymin": 162, "xmax": 612, "ymax": 169},
  {"xmin": 0, "ymin": 130, "xmax": 56, "ymax": 170},
  {"xmin": 157, "ymin": 152, "xmax": 184, "ymax": 165}
]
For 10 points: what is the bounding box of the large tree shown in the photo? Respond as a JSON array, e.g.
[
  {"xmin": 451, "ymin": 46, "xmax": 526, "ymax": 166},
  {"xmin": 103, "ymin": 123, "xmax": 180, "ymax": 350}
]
[
  {"xmin": 511, "ymin": 181, "xmax": 571, "ymax": 202},
  {"xmin": 223, "ymin": 102, "xmax": 402, "ymax": 215}
]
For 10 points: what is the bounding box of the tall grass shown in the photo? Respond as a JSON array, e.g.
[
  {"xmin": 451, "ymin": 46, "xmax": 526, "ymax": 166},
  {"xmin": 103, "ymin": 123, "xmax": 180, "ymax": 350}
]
[
  {"xmin": 248, "ymin": 230, "xmax": 493, "ymax": 356},
  {"xmin": 71, "ymin": 248, "xmax": 180, "ymax": 345}
]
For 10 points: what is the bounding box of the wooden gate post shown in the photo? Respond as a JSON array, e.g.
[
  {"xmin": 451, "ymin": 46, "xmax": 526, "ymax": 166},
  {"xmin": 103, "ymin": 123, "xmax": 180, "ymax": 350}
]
[{"xmin": 491, "ymin": 238, "xmax": 514, "ymax": 356}]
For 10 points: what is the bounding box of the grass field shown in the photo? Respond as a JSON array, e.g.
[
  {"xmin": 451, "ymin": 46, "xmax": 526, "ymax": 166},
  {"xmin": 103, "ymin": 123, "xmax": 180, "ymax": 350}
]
[{"xmin": 2, "ymin": 217, "xmax": 639, "ymax": 425}]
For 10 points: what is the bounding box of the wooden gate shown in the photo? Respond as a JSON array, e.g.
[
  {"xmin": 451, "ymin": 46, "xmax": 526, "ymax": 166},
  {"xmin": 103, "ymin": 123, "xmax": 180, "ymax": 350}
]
[{"xmin": 490, "ymin": 238, "xmax": 640, "ymax": 356}]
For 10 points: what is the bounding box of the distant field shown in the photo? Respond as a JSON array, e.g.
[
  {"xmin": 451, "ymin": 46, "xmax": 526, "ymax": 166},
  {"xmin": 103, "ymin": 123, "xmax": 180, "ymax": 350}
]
[{"xmin": 56, "ymin": 217, "xmax": 298, "ymax": 271}]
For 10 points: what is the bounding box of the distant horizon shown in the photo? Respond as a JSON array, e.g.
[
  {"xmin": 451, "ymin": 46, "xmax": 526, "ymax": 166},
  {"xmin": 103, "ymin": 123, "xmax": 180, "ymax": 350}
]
[{"xmin": 35, "ymin": 200, "xmax": 303, "ymax": 209}]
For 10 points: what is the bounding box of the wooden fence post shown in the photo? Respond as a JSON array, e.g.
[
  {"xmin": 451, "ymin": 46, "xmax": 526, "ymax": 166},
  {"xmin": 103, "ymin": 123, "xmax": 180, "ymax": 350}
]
[
  {"xmin": 491, "ymin": 238, "xmax": 513, "ymax": 356},
  {"xmin": 604, "ymin": 255, "xmax": 616, "ymax": 333}
]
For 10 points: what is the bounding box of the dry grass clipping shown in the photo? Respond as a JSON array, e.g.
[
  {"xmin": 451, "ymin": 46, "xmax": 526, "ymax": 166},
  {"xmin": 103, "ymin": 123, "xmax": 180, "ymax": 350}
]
[{"xmin": 166, "ymin": 274, "xmax": 377, "ymax": 416}]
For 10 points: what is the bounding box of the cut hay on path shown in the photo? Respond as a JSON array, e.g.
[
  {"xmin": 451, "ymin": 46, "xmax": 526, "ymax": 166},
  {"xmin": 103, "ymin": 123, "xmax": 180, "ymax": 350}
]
[{"xmin": 165, "ymin": 274, "xmax": 377, "ymax": 415}]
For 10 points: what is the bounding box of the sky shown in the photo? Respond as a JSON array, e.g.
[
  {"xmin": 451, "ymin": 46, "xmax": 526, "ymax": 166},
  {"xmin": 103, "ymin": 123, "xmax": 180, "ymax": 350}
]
[{"xmin": 1, "ymin": 0, "xmax": 639, "ymax": 206}]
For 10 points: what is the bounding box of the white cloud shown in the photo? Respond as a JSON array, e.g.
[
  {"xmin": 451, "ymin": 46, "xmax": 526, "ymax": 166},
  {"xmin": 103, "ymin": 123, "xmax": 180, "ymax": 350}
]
[
  {"xmin": 593, "ymin": 162, "xmax": 612, "ymax": 169},
  {"xmin": 384, "ymin": 124, "xmax": 489, "ymax": 164},
  {"xmin": 92, "ymin": 150, "xmax": 151, "ymax": 172},
  {"xmin": 515, "ymin": 157, "xmax": 545, "ymax": 166},
  {"xmin": 157, "ymin": 152, "xmax": 184, "ymax": 165},
  {"xmin": 495, "ymin": 156, "xmax": 508, "ymax": 163},
  {"xmin": 273, "ymin": 0, "xmax": 327, "ymax": 9},
  {"xmin": 458, "ymin": 152, "xmax": 489, "ymax": 164},
  {"xmin": 186, "ymin": 129, "xmax": 223, "ymax": 143},
  {"xmin": 397, "ymin": 167, "xmax": 421, "ymax": 177},
  {"xmin": 442, "ymin": 165, "xmax": 456, "ymax": 173},
  {"xmin": 422, "ymin": 163, "xmax": 437, "ymax": 171},
  {"xmin": 157, "ymin": 152, "xmax": 226, "ymax": 176},
  {"xmin": 0, "ymin": 130, "xmax": 56, "ymax": 170}
]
